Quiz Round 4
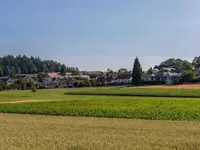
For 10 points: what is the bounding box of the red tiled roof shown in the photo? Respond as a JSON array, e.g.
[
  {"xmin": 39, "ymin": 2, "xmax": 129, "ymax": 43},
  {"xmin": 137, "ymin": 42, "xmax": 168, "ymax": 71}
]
[{"xmin": 47, "ymin": 72, "xmax": 64, "ymax": 79}]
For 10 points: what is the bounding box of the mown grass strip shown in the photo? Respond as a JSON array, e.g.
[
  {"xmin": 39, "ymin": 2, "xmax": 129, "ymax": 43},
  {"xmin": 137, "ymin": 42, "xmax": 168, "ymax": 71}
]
[
  {"xmin": 64, "ymin": 92, "xmax": 200, "ymax": 98},
  {"xmin": 65, "ymin": 87, "xmax": 200, "ymax": 98}
]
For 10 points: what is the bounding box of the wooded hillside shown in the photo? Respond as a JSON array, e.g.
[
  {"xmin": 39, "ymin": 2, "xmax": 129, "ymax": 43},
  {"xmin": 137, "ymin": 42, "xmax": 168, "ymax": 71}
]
[{"xmin": 0, "ymin": 55, "xmax": 78, "ymax": 77}]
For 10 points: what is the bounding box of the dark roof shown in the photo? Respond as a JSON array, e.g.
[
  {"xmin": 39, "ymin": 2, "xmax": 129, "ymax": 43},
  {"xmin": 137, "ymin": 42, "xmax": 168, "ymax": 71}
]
[
  {"xmin": 155, "ymin": 72, "xmax": 181, "ymax": 78},
  {"xmin": 0, "ymin": 77, "xmax": 10, "ymax": 82},
  {"xmin": 16, "ymin": 74, "xmax": 36, "ymax": 78},
  {"xmin": 115, "ymin": 72, "xmax": 131, "ymax": 79},
  {"xmin": 142, "ymin": 74, "xmax": 155, "ymax": 78},
  {"xmin": 82, "ymin": 71, "xmax": 103, "ymax": 75}
]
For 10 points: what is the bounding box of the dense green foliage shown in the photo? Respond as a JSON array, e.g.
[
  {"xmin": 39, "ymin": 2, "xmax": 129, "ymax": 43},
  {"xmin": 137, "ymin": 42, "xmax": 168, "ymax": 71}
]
[
  {"xmin": 147, "ymin": 67, "xmax": 154, "ymax": 74},
  {"xmin": 0, "ymin": 55, "xmax": 78, "ymax": 76},
  {"xmin": 154, "ymin": 58, "xmax": 193, "ymax": 72},
  {"xmin": 132, "ymin": 57, "xmax": 142, "ymax": 85},
  {"xmin": 0, "ymin": 82, "xmax": 6, "ymax": 90},
  {"xmin": 65, "ymin": 87, "xmax": 200, "ymax": 98},
  {"xmin": 181, "ymin": 70, "xmax": 195, "ymax": 82},
  {"xmin": 192, "ymin": 56, "xmax": 200, "ymax": 68},
  {"xmin": 0, "ymin": 79, "xmax": 35, "ymax": 91},
  {"xmin": 192, "ymin": 77, "xmax": 200, "ymax": 83}
]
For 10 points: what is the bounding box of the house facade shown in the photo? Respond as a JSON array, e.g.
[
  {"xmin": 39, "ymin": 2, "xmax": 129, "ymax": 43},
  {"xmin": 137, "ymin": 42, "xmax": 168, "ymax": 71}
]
[
  {"xmin": 195, "ymin": 68, "xmax": 200, "ymax": 77},
  {"xmin": 6, "ymin": 78, "xmax": 17, "ymax": 85},
  {"xmin": 110, "ymin": 71, "xmax": 132, "ymax": 84},
  {"xmin": 142, "ymin": 72, "xmax": 181, "ymax": 85},
  {"xmin": 43, "ymin": 72, "xmax": 65, "ymax": 87}
]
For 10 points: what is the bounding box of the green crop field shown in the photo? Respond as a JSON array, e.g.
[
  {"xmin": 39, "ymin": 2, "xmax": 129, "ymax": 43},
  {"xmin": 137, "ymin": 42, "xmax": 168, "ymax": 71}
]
[
  {"xmin": 1, "ymin": 97, "xmax": 200, "ymax": 120},
  {"xmin": 1, "ymin": 88, "xmax": 200, "ymax": 121},
  {"xmin": 65, "ymin": 86, "xmax": 200, "ymax": 98}
]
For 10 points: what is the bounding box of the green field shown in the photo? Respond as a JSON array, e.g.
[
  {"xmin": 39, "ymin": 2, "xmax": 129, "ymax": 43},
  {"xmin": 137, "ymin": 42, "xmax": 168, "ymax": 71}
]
[
  {"xmin": 65, "ymin": 86, "xmax": 200, "ymax": 98},
  {"xmin": 1, "ymin": 88, "xmax": 200, "ymax": 121},
  {"xmin": 0, "ymin": 89, "xmax": 68, "ymax": 101}
]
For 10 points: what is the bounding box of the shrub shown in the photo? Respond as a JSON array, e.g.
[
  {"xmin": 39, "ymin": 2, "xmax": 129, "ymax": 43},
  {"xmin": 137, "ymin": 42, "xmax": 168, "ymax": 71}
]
[
  {"xmin": 0, "ymin": 82, "xmax": 6, "ymax": 91},
  {"xmin": 192, "ymin": 77, "xmax": 200, "ymax": 83},
  {"xmin": 31, "ymin": 88, "xmax": 36, "ymax": 92},
  {"xmin": 83, "ymin": 79, "xmax": 91, "ymax": 87},
  {"xmin": 90, "ymin": 79, "xmax": 96, "ymax": 87},
  {"xmin": 6, "ymin": 84, "xmax": 11, "ymax": 90},
  {"xmin": 181, "ymin": 70, "xmax": 195, "ymax": 83},
  {"xmin": 102, "ymin": 81, "xmax": 108, "ymax": 86}
]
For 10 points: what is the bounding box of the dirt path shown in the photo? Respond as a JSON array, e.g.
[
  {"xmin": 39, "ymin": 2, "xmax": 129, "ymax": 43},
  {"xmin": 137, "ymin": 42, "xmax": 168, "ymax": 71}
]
[{"xmin": 0, "ymin": 99, "xmax": 63, "ymax": 104}]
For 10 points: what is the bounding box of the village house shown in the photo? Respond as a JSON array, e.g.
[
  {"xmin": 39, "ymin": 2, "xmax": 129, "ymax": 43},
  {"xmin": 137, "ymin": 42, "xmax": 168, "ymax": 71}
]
[
  {"xmin": 71, "ymin": 75, "xmax": 90, "ymax": 80},
  {"xmin": 16, "ymin": 74, "xmax": 37, "ymax": 82},
  {"xmin": 82, "ymin": 71, "xmax": 103, "ymax": 76},
  {"xmin": 142, "ymin": 72, "xmax": 181, "ymax": 85},
  {"xmin": 0, "ymin": 76, "xmax": 19, "ymax": 85},
  {"xmin": 195, "ymin": 68, "xmax": 200, "ymax": 77},
  {"xmin": 6, "ymin": 78, "xmax": 17, "ymax": 85},
  {"xmin": 110, "ymin": 71, "xmax": 132, "ymax": 84},
  {"xmin": 0, "ymin": 77, "xmax": 16, "ymax": 85},
  {"xmin": 118, "ymin": 68, "xmax": 128, "ymax": 73},
  {"xmin": 65, "ymin": 74, "xmax": 90, "ymax": 82},
  {"xmin": 43, "ymin": 72, "xmax": 65, "ymax": 87},
  {"xmin": 0, "ymin": 77, "xmax": 9, "ymax": 83},
  {"xmin": 142, "ymin": 74, "xmax": 156, "ymax": 81}
]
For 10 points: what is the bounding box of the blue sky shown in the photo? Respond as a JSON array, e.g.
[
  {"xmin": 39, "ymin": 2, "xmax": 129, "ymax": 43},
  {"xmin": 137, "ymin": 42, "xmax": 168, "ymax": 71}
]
[{"xmin": 0, "ymin": 0, "xmax": 200, "ymax": 71}]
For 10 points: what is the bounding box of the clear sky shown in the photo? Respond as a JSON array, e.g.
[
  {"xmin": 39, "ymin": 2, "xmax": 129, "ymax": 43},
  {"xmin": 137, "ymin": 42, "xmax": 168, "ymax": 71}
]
[{"xmin": 0, "ymin": 0, "xmax": 200, "ymax": 71}]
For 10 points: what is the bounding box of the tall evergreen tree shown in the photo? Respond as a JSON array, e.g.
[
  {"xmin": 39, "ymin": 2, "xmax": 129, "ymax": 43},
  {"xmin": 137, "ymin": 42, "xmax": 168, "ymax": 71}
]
[
  {"xmin": 132, "ymin": 57, "xmax": 142, "ymax": 86},
  {"xmin": 0, "ymin": 66, "xmax": 3, "ymax": 77},
  {"xmin": 60, "ymin": 64, "xmax": 67, "ymax": 75}
]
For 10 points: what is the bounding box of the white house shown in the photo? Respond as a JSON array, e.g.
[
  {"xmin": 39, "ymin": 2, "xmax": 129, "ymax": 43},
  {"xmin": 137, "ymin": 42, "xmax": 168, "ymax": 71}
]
[
  {"xmin": 142, "ymin": 74, "xmax": 155, "ymax": 81},
  {"xmin": 43, "ymin": 72, "xmax": 65, "ymax": 86},
  {"xmin": 66, "ymin": 75, "xmax": 90, "ymax": 80},
  {"xmin": 6, "ymin": 78, "xmax": 17, "ymax": 85},
  {"xmin": 141, "ymin": 72, "xmax": 181, "ymax": 85},
  {"xmin": 110, "ymin": 71, "xmax": 132, "ymax": 84}
]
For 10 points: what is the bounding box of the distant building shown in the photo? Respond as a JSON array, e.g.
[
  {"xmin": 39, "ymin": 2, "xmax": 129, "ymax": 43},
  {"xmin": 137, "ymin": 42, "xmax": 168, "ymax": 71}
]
[
  {"xmin": 142, "ymin": 72, "xmax": 181, "ymax": 85},
  {"xmin": 110, "ymin": 71, "xmax": 132, "ymax": 84},
  {"xmin": 118, "ymin": 68, "xmax": 128, "ymax": 73}
]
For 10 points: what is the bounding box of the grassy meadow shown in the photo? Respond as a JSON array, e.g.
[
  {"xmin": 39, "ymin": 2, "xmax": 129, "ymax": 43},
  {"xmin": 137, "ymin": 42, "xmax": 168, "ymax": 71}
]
[{"xmin": 0, "ymin": 88, "xmax": 68, "ymax": 101}]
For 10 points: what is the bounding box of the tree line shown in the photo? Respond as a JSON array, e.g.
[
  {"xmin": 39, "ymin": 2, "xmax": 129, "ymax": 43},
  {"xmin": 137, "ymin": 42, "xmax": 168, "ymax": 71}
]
[
  {"xmin": 131, "ymin": 56, "xmax": 200, "ymax": 86},
  {"xmin": 154, "ymin": 56, "xmax": 200, "ymax": 72},
  {"xmin": 0, "ymin": 55, "xmax": 79, "ymax": 77}
]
